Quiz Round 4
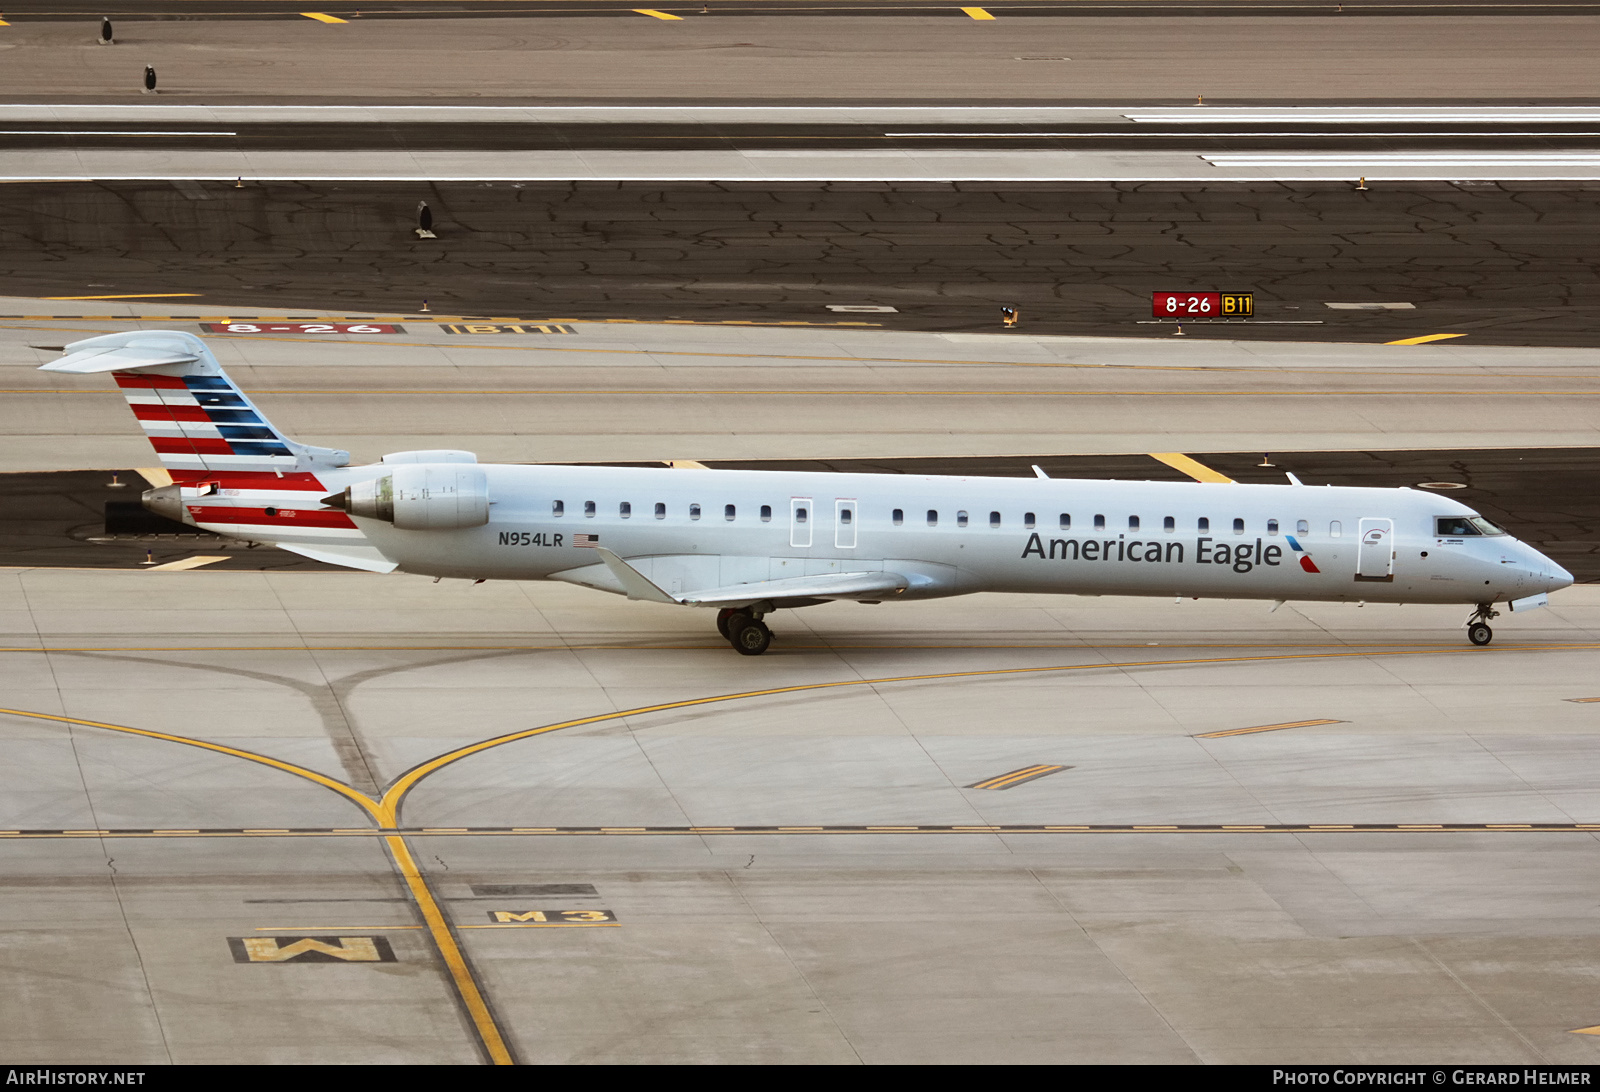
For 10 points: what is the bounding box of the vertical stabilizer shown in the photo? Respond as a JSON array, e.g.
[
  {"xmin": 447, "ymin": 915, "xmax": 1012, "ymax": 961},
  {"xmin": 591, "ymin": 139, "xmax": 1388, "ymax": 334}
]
[{"xmin": 40, "ymin": 331, "xmax": 350, "ymax": 477}]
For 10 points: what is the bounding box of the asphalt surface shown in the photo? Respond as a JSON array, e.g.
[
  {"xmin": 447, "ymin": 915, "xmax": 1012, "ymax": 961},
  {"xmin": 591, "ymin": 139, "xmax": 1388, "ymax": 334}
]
[
  {"xmin": 9, "ymin": 449, "xmax": 1596, "ymax": 578},
  {"xmin": 11, "ymin": 0, "xmax": 1600, "ymax": 19},
  {"xmin": 3, "ymin": 15, "xmax": 1596, "ymax": 104},
  {"xmin": 2, "ymin": 180, "xmax": 1597, "ymax": 344}
]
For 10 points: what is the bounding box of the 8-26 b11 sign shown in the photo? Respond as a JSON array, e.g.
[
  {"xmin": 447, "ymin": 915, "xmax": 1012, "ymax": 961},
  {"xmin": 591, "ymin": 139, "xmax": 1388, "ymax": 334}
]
[{"xmin": 1152, "ymin": 292, "xmax": 1253, "ymax": 318}]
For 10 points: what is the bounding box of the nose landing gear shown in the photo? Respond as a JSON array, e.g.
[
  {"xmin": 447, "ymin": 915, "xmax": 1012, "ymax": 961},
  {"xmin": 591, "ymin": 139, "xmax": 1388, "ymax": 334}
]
[
  {"xmin": 1466, "ymin": 603, "xmax": 1500, "ymax": 646},
  {"xmin": 717, "ymin": 607, "xmax": 773, "ymax": 655}
]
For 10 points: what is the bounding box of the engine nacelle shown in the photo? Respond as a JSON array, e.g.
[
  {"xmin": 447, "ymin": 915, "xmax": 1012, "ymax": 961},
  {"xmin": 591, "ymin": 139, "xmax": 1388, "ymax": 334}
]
[
  {"xmin": 380, "ymin": 449, "xmax": 478, "ymax": 465},
  {"xmin": 341, "ymin": 464, "xmax": 490, "ymax": 530}
]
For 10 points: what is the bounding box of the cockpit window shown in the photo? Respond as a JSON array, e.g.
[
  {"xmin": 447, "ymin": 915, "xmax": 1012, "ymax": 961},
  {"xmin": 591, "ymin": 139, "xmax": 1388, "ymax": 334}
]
[
  {"xmin": 1436, "ymin": 517, "xmax": 1479, "ymax": 536},
  {"xmin": 1437, "ymin": 516, "xmax": 1507, "ymax": 537}
]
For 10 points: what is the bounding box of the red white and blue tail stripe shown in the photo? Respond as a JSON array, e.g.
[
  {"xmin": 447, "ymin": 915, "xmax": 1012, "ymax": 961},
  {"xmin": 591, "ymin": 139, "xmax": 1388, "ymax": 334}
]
[
  {"xmin": 41, "ymin": 330, "xmax": 394, "ymax": 572},
  {"xmin": 116, "ymin": 371, "xmax": 304, "ymax": 474}
]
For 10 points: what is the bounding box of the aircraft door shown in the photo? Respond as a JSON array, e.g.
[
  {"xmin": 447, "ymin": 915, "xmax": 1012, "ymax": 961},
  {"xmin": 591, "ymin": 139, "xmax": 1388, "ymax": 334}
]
[
  {"xmin": 1356, "ymin": 518, "xmax": 1394, "ymax": 581},
  {"xmin": 835, "ymin": 499, "xmax": 857, "ymax": 549},
  {"xmin": 790, "ymin": 497, "xmax": 812, "ymax": 549}
]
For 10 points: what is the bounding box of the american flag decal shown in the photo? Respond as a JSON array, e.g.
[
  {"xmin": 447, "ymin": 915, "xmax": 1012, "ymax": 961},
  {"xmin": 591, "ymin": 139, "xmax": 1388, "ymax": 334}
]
[{"xmin": 573, "ymin": 533, "xmax": 600, "ymax": 548}]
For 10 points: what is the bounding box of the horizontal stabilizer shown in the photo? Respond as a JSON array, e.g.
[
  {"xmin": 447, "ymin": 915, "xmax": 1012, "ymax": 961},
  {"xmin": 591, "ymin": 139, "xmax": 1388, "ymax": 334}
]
[
  {"xmin": 276, "ymin": 542, "xmax": 399, "ymax": 574},
  {"xmin": 41, "ymin": 337, "xmax": 200, "ymax": 374},
  {"xmin": 590, "ymin": 548, "xmax": 908, "ymax": 606}
]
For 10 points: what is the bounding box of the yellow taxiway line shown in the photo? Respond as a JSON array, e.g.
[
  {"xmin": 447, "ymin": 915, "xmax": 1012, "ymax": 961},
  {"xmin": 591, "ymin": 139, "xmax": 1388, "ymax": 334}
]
[
  {"xmin": 1195, "ymin": 718, "xmax": 1344, "ymax": 738},
  {"xmin": 384, "ymin": 834, "xmax": 515, "ymax": 1064},
  {"xmin": 1148, "ymin": 452, "xmax": 1236, "ymax": 484},
  {"xmin": 144, "ymin": 555, "xmax": 231, "ymax": 572},
  {"xmin": 1386, "ymin": 333, "xmax": 1467, "ymax": 345}
]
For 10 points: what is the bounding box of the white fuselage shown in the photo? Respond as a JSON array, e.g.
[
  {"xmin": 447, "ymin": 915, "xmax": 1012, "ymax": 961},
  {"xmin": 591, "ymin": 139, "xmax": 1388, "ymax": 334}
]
[{"xmin": 294, "ymin": 463, "xmax": 1571, "ymax": 608}]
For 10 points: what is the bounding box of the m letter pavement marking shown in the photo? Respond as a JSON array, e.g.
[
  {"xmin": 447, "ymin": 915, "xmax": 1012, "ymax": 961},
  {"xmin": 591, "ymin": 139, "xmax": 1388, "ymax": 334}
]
[{"xmin": 229, "ymin": 935, "xmax": 396, "ymax": 962}]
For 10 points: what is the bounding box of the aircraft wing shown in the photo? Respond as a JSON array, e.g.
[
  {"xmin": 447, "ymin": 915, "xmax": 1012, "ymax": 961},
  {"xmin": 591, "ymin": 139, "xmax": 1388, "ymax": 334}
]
[{"xmin": 593, "ymin": 548, "xmax": 907, "ymax": 606}]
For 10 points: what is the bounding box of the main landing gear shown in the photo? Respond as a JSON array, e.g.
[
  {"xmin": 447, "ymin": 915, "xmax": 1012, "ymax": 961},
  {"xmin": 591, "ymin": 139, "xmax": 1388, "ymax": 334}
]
[
  {"xmin": 1466, "ymin": 602, "xmax": 1501, "ymax": 646},
  {"xmin": 716, "ymin": 607, "xmax": 772, "ymax": 656}
]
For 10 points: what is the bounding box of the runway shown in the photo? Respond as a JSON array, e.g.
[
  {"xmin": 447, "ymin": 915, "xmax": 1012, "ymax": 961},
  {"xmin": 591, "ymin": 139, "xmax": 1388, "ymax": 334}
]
[{"xmin": 7, "ymin": 105, "xmax": 1600, "ymax": 180}]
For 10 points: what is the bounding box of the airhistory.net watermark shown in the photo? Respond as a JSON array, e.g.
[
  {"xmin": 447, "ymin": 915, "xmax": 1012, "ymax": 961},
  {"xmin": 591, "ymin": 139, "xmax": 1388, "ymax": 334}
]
[{"xmin": 3, "ymin": 1071, "xmax": 147, "ymax": 1086}]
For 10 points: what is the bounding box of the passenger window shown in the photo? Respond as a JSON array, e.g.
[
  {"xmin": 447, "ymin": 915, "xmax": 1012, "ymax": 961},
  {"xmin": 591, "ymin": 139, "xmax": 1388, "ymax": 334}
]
[
  {"xmin": 893, "ymin": 508, "xmax": 904, "ymax": 526},
  {"xmin": 1330, "ymin": 521, "xmax": 1342, "ymax": 537},
  {"xmin": 584, "ymin": 501, "xmax": 596, "ymax": 518},
  {"xmin": 1198, "ymin": 517, "xmax": 1209, "ymax": 532},
  {"xmin": 725, "ymin": 504, "xmax": 736, "ymax": 521},
  {"xmin": 1233, "ymin": 518, "xmax": 1244, "ymax": 535},
  {"xmin": 553, "ymin": 500, "xmax": 565, "ymax": 517},
  {"xmin": 796, "ymin": 507, "xmax": 808, "ymax": 524},
  {"xmin": 1297, "ymin": 520, "xmax": 1309, "ymax": 535},
  {"xmin": 841, "ymin": 509, "xmax": 853, "ymax": 524},
  {"xmin": 1163, "ymin": 516, "xmax": 1175, "ymax": 532},
  {"xmin": 927, "ymin": 510, "xmax": 938, "ymax": 527},
  {"xmin": 620, "ymin": 502, "xmax": 631, "ymax": 519},
  {"xmin": 690, "ymin": 504, "xmax": 701, "ymax": 520},
  {"xmin": 1059, "ymin": 513, "xmax": 1071, "ymax": 530},
  {"xmin": 1024, "ymin": 512, "xmax": 1036, "ymax": 529},
  {"xmin": 654, "ymin": 502, "xmax": 666, "ymax": 520},
  {"xmin": 1436, "ymin": 517, "xmax": 1479, "ymax": 536},
  {"xmin": 957, "ymin": 510, "xmax": 969, "ymax": 528},
  {"xmin": 1128, "ymin": 516, "xmax": 1140, "ymax": 531},
  {"xmin": 1267, "ymin": 519, "xmax": 1278, "ymax": 535},
  {"xmin": 990, "ymin": 511, "xmax": 1001, "ymax": 528},
  {"xmin": 1093, "ymin": 514, "xmax": 1106, "ymax": 531},
  {"xmin": 760, "ymin": 505, "xmax": 772, "ymax": 522}
]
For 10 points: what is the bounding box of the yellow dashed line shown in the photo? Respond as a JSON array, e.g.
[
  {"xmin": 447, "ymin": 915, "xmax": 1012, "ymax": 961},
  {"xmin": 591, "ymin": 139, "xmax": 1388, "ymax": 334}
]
[
  {"xmin": 962, "ymin": 6, "xmax": 996, "ymax": 17},
  {"xmin": 1148, "ymin": 452, "xmax": 1236, "ymax": 484},
  {"xmin": 300, "ymin": 12, "xmax": 349, "ymax": 21},
  {"xmin": 1386, "ymin": 333, "xmax": 1467, "ymax": 346},
  {"xmin": 634, "ymin": 8, "xmax": 683, "ymax": 17}
]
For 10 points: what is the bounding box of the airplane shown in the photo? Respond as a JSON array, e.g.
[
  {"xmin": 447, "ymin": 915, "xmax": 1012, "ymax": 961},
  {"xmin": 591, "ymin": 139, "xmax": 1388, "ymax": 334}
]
[{"xmin": 42, "ymin": 330, "xmax": 1574, "ymax": 655}]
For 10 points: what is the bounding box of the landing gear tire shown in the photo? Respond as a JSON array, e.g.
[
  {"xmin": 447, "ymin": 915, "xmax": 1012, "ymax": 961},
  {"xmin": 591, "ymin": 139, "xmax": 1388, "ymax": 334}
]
[
  {"xmin": 716, "ymin": 608, "xmax": 737, "ymax": 640},
  {"xmin": 730, "ymin": 618, "xmax": 772, "ymax": 656},
  {"xmin": 1468, "ymin": 622, "xmax": 1493, "ymax": 646}
]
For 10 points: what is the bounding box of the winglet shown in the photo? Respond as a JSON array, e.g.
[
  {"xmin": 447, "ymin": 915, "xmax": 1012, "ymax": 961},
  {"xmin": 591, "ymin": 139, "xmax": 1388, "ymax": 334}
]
[
  {"xmin": 594, "ymin": 548, "xmax": 681, "ymax": 605},
  {"xmin": 1286, "ymin": 472, "xmax": 1305, "ymax": 486},
  {"xmin": 1032, "ymin": 464, "xmax": 1050, "ymax": 479}
]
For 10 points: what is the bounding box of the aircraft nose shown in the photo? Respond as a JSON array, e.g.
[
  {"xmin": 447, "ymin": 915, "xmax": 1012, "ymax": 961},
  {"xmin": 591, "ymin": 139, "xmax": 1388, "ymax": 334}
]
[{"xmin": 1545, "ymin": 558, "xmax": 1575, "ymax": 592}]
